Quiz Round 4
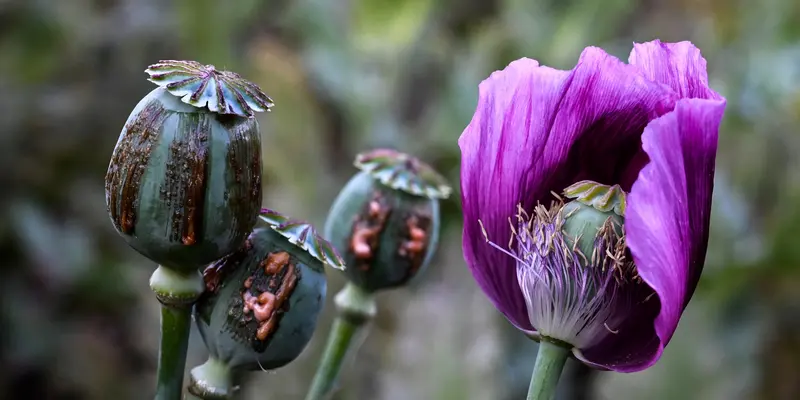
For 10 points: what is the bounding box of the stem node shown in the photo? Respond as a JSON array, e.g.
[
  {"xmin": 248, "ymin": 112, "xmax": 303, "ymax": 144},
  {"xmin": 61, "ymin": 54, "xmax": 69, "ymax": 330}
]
[{"xmin": 150, "ymin": 265, "xmax": 204, "ymax": 307}]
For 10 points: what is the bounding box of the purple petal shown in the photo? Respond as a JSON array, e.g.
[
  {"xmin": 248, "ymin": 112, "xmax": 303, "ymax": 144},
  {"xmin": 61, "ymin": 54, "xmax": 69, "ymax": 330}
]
[
  {"xmin": 629, "ymin": 40, "xmax": 723, "ymax": 100},
  {"xmin": 573, "ymin": 291, "xmax": 661, "ymax": 372},
  {"xmin": 584, "ymin": 98, "xmax": 724, "ymax": 372},
  {"xmin": 459, "ymin": 48, "xmax": 676, "ymax": 332},
  {"xmin": 459, "ymin": 57, "xmax": 567, "ymax": 331}
]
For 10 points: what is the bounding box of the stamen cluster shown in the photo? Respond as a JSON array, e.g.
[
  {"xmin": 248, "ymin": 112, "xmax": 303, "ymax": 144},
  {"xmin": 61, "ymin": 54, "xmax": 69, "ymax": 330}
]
[{"xmin": 482, "ymin": 200, "xmax": 639, "ymax": 348}]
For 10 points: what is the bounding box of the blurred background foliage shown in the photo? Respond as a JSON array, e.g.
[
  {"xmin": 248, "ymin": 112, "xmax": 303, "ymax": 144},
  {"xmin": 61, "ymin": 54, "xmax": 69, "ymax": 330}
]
[{"xmin": 1, "ymin": 0, "xmax": 799, "ymax": 399}]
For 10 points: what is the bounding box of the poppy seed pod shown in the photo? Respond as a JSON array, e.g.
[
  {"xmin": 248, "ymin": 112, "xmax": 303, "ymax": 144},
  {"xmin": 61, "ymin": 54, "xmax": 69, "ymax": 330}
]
[
  {"xmin": 189, "ymin": 209, "xmax": 345, "ymax": 399},
  {"xmin": 324, "ymin": 149, "xmax": 451, "ymax": 293},
  {"xmin": 105, "ymin": 60, "xmax": 273, "ymax": 272}
]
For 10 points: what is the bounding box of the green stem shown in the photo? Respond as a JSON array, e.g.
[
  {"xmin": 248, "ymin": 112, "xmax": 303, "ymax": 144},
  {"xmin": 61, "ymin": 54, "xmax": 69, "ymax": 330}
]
[
  {"xmin": 150, "ymin": 266, "xmax": 205, "ymax": 400},
  {"xmin": 305, "ymin": 283, "xmax": 376, "ymax": 400},
  {"xmin": 156, "ymin": 304, "xmax": 193, "ymax": 400},
  {"xmin": 527, "ymin": 340, "xmax": 570, "ymax": 400},
  {"xmin": 305, "ymin": 316, "xmax": 361, "ymax": 400}
]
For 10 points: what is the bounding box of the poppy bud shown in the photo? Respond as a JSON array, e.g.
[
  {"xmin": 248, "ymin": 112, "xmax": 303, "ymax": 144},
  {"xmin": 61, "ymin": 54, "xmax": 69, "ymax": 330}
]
[
  {"xmin": 104, "ymin": 60, "xmax": 273, "ymax": 272},
  {"xmin": 189, "ymin": 209, "xmax": 345, "ymax": 399},
  {"xmin": 324, "ymin": 149, "xmax": 451, "ymax": 293}
]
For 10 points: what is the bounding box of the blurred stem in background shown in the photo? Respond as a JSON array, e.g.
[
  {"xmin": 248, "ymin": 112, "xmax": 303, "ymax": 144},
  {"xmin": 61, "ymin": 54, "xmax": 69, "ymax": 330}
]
[
  {"xmin": 175, "ymin": 0, "xmax": 263, "ymax": 66},
  {"xmin": 557, "ymin": 357, "xmax": 598, "ymax": 400},
  {"xmin": 149, "ymin": 266, "xmax": 204, "ymax": 400},
  {"xmin": 306, "ymin": 283, "xmax": 376, "ymax": 400}
]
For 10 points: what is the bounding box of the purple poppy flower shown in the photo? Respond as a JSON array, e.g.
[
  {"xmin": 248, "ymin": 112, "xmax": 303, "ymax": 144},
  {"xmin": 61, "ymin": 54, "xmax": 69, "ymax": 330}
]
[{"xmin": 459, "ymin": 40, "xmax": 725, "ymax": 372}]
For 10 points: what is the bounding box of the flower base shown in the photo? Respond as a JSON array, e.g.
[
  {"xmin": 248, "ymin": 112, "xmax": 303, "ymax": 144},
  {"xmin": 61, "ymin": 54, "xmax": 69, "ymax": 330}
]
[{"xmin": 188, "ymin": 357, "xmax": 233, "ymax": 400}]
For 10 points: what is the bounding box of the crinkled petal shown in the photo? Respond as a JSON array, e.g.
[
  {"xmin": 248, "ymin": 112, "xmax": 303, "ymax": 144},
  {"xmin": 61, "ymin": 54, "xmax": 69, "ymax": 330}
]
[
  {"xmin": 629, "ymin": 40, "xmax": 723, "ymax": 100},
  {"xmin": 588, "ymin": 97, "xmax": 725, "ymax": 372},
  {"xmin": 459, "ymin": 48, "xmax": 676, "ymax": 332}
]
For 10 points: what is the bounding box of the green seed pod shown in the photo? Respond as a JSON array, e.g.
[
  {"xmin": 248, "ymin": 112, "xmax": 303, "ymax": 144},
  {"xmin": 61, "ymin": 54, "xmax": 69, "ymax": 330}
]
[
  {"xmin": 189, "ymin": 209, "xmax": 345, "ymax": 399},
  {"xmin": 104, "ymin": 60, "xmax": 273, "ymax": 272},
  {"xmin": 561, "ymin": 180, "xmax": 626, "ymax": 263},
  {"xmin": 324, "ymin": 149, "xmax": 451, "ymax": 293}
]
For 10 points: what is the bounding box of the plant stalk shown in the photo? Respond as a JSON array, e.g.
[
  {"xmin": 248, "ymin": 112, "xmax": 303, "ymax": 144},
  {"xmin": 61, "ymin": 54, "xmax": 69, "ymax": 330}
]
[
  {"xmin": 150, "ymin": 266, "xmax": 205, "ymax": 400},
  {"xmin": 527, "ymin": 340, "xmax": 570, "ymax": 400},
  {"xmin": 156, "ymin": 304, "xmax": 193, "ymax": 400},
  {"xmin": 305, "ymin": 283, "xmax": 376, "ymax": 400}
]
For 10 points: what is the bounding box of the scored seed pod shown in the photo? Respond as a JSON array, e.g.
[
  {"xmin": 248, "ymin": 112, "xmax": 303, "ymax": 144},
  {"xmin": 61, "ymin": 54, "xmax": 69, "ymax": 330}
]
[
  {"xmin": 105, "ymin": 60, "xmax": 273, "ymax": 272},
  {"xmin": 324, "ymin": 149, "xmax": 451, "ymax": 293},
  {"xmin": 189, "ymin": 209, "xmax": 345, "ymax": 399}
]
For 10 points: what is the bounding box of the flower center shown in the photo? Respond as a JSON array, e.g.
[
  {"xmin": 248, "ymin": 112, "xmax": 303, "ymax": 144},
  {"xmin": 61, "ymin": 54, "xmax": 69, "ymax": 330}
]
[{"xmin": 480, "ymin": 181, "xmax": 644, "ymax": 349}]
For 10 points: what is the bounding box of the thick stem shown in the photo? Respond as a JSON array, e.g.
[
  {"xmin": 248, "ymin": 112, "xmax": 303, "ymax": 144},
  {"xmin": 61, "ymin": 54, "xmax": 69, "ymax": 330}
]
[
  {"xmin": 305, "ymin": 283, "xmax": 376, "ymax": 400},
  {"xmin": 527, "ymin": 340, "xmax": 570, "ymax": 400},
  {"xmin": 156, "ymin": 304, "xmax": 193, "ymax": 400},
  {"xmin": 150, "ymin": 266, "xmax": 204, "ymax": 400}
]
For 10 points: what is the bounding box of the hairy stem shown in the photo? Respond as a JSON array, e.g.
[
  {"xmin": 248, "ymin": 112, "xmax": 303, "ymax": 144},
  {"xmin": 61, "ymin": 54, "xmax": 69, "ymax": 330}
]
[
  {"xmin": 305, "ymin": 283, "xmax": 376, "ymax": 400},
  {"xmin": 527, "ymin": 340, "xmax": 570, "ymax": 400},
  {"xmin": 150, "ymin": 266, "xmax": 204, "ymax": 400}
]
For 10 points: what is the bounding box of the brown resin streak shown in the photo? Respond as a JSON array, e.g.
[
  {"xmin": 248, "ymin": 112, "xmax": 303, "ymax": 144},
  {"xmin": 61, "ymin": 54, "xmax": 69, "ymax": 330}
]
[
  {"xmin": 349, "ymin": 192, "xmax": 391, "ymax": 271},
  {"xmin": 181, "ymin": 117, "xmax": 210, "ymax": 245},
  {"xmin": 248, "ymin": 132, "xmax": 262, "ymax": 210},
  {"xmin": 240, "ymin": 251, "xmax": 299, "ymax": 343},
  {"xmin": 202, "ymin": 239, "xmax": 253, "ymax": 292},
  {"xmin": 223, "ymin": 118, "xmax": 262, "ymax": 241},
  {"xmin": 261, "ymin": 251, "xmax": 290, "ymax": 275},
  {"xmin": 202, "ymin": 263, "xmax": 225, "ymax": 293},
  {"xmin": 161, "ymin": 113, "xmax": 210, "ymax": 245},
  {"xmin": 397, "ymin": 211, "xmax": 432, "ymax": 279},
  {"xmin": 105, "ymin": 102, "xmax": 169, "ymax": 234}
]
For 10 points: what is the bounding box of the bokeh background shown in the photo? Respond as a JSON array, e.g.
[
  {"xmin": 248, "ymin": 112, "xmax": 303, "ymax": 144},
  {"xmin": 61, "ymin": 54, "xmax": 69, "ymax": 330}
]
[{"xmin": 2, "ymin": 0, "xmax": 799, "ymax": 399}]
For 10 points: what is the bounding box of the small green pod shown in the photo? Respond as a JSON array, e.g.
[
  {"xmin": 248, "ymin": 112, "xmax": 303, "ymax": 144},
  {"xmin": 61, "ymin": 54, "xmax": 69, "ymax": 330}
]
[
  {"xmin": 104, "ymin": 60, "xmax": 273, "ymax": 272},
  {"xmin": 189, "ymin": 209, "xmax": 345, "ymax": 399},
  {"xmin": 324, "ymin": 149, "xmax": 451, "ymax": 293},
  {"xmin": 561, "ymin": 180, "xmax": 626, "ymax": 266}
]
